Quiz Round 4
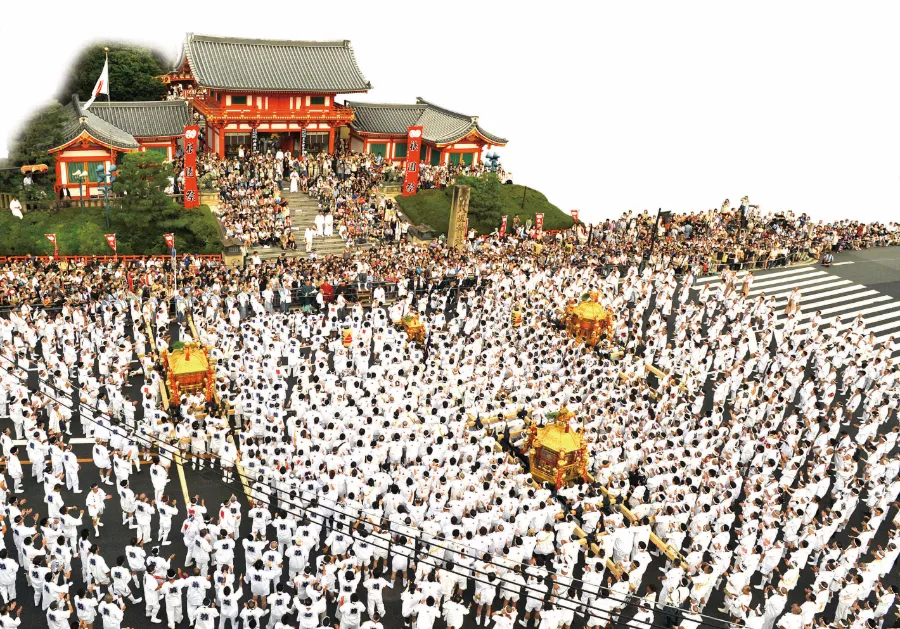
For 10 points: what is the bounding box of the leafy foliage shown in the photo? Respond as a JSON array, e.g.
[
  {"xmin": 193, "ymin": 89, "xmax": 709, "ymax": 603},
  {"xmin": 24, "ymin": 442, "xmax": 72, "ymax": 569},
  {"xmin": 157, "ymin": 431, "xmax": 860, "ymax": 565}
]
[
  {"xmin": 199, "ymin": 171, "xmax": 218, "ymax": 192},
  {"xmin": 113, "ymin": 152, "xmax": 177, "ymax": 228},
  {"xmin": 58, "ymin": 43, "xmax": 167, "ymax": 103},
  {"xmin": 456, "ymin": 173, "xmax": 503, "ymax": 227},
  {"xmin": 0, "ymin": 101, "xmax": 68, "ymax": 196},
  {"xmin": 106, "ymin": 153, "xmax": 220, "ymax": 253},
  {"xmin": 396, "ymin": 176, "xmax": 573, "ymax": 235},
  {"xmin": 0, "ymin": 205, "xmax": 221, "ymax": 256}
]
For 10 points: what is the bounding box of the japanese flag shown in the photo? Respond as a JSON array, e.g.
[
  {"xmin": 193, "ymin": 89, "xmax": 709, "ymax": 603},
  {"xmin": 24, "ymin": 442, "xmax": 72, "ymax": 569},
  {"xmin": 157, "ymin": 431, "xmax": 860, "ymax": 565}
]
[{"xmin": 83, "ymin": 57, "xmax": 109, "ymax": 110}]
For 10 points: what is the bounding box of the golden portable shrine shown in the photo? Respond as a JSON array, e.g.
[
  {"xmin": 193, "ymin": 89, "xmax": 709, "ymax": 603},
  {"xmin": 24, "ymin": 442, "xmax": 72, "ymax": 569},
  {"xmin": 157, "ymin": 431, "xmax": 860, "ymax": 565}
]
[
  {"xmin": 162, "ymin": 341, "xmax": 215, "ymax": 404},
  {"xmin": 521, "ymin": 407, "xmax": 590, "ymax": 489},
  {"xmin": 399, "ymin": 313, "xmax": 426, "ymax": 343},
  {"xmin": 562, "ymin": 293, "xmax": 614, "ymax": 346}
]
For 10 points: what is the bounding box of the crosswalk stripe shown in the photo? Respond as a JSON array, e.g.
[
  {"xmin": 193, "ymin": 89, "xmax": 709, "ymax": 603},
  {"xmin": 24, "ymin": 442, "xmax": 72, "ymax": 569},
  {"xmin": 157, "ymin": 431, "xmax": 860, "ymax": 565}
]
[
  {"xmin": 748, "ymin": 271, "xmax": 827, "ymax": 290},
  {"xmin": 12, "ymin": 437, "xmax": 95, "ymax": 446},
  {"xmin": 768, "ymin": 280, "xmax": 855, "ymax": 300},
  {"xmin": 749, "ymin": 277, "xmax": 848, "ymax": 298},
  {"xmin": 868, "ymin": 318, "xmax": 900, "ymax": 335},
  {"xmin": 693, "ymin": 266, "xmax": 813, "ymax": 286},
  {"xmin": 773, "ymin": 286, "xmax": 876, "ymax": 308},
  {"xmin": 776, "ymin": 295, "xmax": 891, "ymax": 322},
  {"xmin": 807, "ymin": 297, "xmax": 895, "ymax": 319},
  {"xmin": 874, "ymin": 331, "xmax": 899, "ymax": 344},
  {"xmin": 831, "ymin": 261, "xmax": 855, "ymax": 266},
  {"xmin": 796, "ymin": 302, "xmax": 900, "ymax": 330},
  {"xmin": 854, "ymin": 308, "xmax": 900, "ymax": 326},
  {"xmin": 775, "ymin": 280, "xmax": 878, "ymax": 307},
  {"xmin": 695, "ymin": 264, "xmax": 900, "ymax": 350}
]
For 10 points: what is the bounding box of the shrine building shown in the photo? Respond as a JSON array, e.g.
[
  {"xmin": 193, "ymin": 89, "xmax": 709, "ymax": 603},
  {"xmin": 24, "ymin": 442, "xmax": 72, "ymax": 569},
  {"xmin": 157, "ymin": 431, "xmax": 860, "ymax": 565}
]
[
  {"xmin": 49, "ymin": 97, "xmax": 191, "ymax": 198},
  {"xmin": 347, "ymin": 98, "xmax": 507, "ymax": 166},
  {"xmin": 48, "ymin": 33, "xmax": 508, "ymax": 198},
  {"xmin": 162, "ymin": 33, "xmax": 371, "ymax": 157}
]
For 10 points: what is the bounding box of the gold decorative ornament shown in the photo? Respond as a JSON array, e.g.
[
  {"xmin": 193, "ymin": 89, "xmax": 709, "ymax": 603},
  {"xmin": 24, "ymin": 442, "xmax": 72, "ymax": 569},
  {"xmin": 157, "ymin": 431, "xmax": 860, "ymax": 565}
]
[
  {"xmin": 397, "ymin": 313, "xmax": 426, "ymax": 344},
  {"xmin": 522, "ymin": 407, "xmax": 590, "ymax": 489},
  {"xmin": 561, "ymin": 292, "xmax": 614, "ymax": 347},
  {"xmin": 162, "ymin": 341, "xmax": 215, "ymax": 403}
]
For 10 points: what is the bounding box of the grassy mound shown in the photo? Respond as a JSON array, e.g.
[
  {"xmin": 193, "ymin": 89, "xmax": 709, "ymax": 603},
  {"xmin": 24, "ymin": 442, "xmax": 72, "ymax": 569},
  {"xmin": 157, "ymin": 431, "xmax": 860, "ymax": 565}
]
[
  {"xmin": 396, "ymin": 178, "xmax": 573, "ymax": 235},
  {"xmin": 0, "ymin": 205, "xmax": 222, "ymax": 256}
]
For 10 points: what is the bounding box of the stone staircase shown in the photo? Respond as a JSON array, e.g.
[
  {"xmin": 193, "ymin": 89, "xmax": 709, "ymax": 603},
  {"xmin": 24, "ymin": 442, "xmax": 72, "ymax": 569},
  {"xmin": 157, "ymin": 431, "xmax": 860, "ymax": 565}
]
[{"xmin": 249, "ymin": 188, "xmax": 366, "ymax": 260}]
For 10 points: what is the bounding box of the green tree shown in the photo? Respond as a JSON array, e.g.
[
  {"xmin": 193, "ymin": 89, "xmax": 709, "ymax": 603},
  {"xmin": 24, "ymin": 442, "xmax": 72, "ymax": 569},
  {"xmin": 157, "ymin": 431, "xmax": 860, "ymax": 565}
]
[
  {"xmin": 112, "ymin": 152, "xmax": 179, "ymax": 235},
  {"xmin": 0, "ymin": 100, "xmax": 68, "ymax": 196},
  {"xmin": 456, "ymin": 173, "xmax": 503, "ymax": 227},
  {"xmin": 59, "ymin": 43, "xmax": 167, "ymax": 103}
]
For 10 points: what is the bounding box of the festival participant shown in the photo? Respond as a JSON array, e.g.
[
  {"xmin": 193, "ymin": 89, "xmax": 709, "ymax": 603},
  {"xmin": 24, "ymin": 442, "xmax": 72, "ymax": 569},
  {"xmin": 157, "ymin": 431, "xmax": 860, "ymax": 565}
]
[
  {"xmin": 85, "ymin": 483, "xmax": 111, "ymax": 537},
  {"xmin": 0, "ymin": 199, "xmax": 897, "ymax": 629}
]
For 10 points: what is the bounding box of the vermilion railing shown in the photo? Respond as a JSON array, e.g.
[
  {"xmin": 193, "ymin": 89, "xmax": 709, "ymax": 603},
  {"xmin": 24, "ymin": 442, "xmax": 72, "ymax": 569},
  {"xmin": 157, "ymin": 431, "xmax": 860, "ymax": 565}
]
[
  {"xmin": 191, "ymin": 96, "xmax": 355, "ymax": 124},
  {"xmin": 0, "ymin": 254, "xmax": 223, "ymax": 264}
]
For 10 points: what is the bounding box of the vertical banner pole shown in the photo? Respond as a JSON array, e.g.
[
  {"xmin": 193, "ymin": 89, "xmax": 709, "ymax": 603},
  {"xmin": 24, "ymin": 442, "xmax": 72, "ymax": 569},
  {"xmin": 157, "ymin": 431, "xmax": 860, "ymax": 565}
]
[
  {"xmin": 183, "ymin": 126, "xmax": 200, "ymax": 208},
  {"xmin": 401, "ymin": 126, "xmax": 424, "ymax": 196}
]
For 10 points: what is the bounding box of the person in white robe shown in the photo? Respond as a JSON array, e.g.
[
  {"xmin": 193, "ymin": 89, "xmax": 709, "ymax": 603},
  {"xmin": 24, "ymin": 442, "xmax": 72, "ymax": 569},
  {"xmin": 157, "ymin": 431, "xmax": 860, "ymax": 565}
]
[{"xmin": 8, "ymin": 197, "xmax": 23, "ymax": 219}]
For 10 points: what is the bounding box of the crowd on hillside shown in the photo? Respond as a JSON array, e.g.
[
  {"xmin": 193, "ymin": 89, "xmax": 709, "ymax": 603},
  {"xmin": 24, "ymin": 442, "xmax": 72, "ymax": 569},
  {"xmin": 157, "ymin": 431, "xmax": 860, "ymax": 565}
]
[{"xmin": 168, "ymin": 147, "xmax": 513, "ymax": 253}]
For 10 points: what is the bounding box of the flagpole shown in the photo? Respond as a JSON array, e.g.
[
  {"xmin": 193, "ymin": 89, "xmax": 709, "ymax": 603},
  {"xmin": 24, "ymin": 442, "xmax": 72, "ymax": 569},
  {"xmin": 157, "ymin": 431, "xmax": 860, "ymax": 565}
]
[{"xmin": 104, "ymin": 48, "xmax": 110, "ymax": 103}]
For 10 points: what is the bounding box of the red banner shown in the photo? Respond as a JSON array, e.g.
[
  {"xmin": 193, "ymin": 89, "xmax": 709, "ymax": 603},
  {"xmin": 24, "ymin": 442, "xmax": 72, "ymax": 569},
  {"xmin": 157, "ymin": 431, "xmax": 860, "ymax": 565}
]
[
  {"xmin": 571, "ymin": 210, "xmax": 579, "ymax": 223},
  {"xmin": 164, "ymin": 233, "xmax": 175, "ymax": 250},
  {"xmin": 45, "ymin": 234, "xmax": 58, "ymax": 259},
  {"xmin": 401, "ymin": 126, "xmax": 424, "ymax": 196},
  {"xmin": 535, "ymin": 213, "xmax": 544, "ymax": 235},
  {"xmin": 499, "ymin": 215, "xmax": 508, "ymax": 238},
  {"xmin": 105, "ymin": 234, "xmax": 117, "ymax": 254},
  {"xmin": 183, "ymin": 125, "xmax": 200, "ymax": 208}
]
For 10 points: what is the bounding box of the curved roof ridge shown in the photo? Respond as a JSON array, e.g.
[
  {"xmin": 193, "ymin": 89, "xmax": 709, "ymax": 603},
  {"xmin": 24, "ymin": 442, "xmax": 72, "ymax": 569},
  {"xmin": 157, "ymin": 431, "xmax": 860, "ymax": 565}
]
[
  {"xmin": 189, "ymin": 34, "xmax": 354, "ymax": 48},
  {"xmin": 415, "ymin": 97, "xmax": 475, "ymax": 121},
  {"xmin": 177, "ymin": 33, "xmax": 371, "ymax": 92},
  {"xmin": 346, "ymin": 101, "xmax": 426, "ymax": 110},
  {"xmin": 52, "ymin": 94, "xmax": 140, "ymax": 152}
]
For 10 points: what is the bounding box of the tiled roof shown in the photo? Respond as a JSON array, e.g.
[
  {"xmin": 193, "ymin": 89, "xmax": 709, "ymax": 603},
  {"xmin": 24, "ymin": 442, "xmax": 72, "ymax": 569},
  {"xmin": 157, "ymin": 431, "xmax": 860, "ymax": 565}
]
[
  {"xmin": 347, "ymin": 97, "xmax": 507, "ymax": 146},
  {"xmin": 55, "ymin": 95, "xmax": 140, "ymax": 151},
  {"xmin": 88, "ymin": 100, "xmax": 191, "ymax": 138},
  {"xmin": 346, "ymin": 103, "xmax": 427, "ymax": 135},
  {"xmin": 180, "ymin": 34, "xmax": 372, "ymax": 93}
]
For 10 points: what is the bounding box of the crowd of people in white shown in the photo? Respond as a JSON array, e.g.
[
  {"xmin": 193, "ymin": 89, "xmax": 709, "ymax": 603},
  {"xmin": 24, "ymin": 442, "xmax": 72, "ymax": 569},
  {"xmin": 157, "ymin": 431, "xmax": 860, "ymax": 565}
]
[
  {"xmin": 192, "ymin": 147, "xmax": 510, "ymax": 254},
  {"xmin": 0, "ymin": 210, "xmax": 897, "ymax": 629}
]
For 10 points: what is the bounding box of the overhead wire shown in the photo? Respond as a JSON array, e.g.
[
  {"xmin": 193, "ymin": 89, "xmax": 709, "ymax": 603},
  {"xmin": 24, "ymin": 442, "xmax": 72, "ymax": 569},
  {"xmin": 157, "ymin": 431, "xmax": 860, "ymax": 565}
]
[
  {"xmin": 0, "ymin": 326, "xmax": 738, "ymax": 629},
  {"xmin": 1, "ymin": 354, "xmax": 711, "ymax": 629}
]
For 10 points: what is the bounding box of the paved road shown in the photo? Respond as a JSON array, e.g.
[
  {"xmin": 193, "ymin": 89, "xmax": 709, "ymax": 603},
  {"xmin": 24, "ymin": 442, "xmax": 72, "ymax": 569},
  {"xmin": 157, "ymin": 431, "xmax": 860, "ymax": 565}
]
[
  {"xmin": 693, "ymin": 251, "xmax": 900, "ymax": 354},
  {"xmin": 7, "ymin": 245, "xmax": 900, "ymax": 629}
]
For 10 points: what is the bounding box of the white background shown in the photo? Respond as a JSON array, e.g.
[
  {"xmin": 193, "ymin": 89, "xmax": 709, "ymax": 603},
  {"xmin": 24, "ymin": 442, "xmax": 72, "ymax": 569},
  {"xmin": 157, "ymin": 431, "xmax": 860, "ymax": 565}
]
[{"xmin": 1, "ymin": 0, "xmax": 899, "ymax": 224}]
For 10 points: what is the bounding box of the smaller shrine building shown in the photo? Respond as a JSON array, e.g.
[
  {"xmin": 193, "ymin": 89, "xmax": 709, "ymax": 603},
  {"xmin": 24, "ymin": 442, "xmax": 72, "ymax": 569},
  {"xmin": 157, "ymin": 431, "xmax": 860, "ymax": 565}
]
[
  {"xmin": 347, "ymin": 98, "xmax": 507, "ymax": 166},
  {"xmin": 49, "ymin": 97, "xmax": 191, "ymax": 198}
]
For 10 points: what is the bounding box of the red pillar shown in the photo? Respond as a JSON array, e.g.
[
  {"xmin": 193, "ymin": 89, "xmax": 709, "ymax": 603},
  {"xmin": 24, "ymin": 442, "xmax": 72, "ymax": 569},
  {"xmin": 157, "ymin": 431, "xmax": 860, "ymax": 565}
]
[
  {"xmin": 328, "ymin": 127, "xmax": 335, "ymax": 154},
  {"xmin": 54, "ymin": 161, "xmax": 63, "ymax": 198},
  {"xmin": 217, "ymin": 126, "xmax": 226, "ymax": 158}
]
